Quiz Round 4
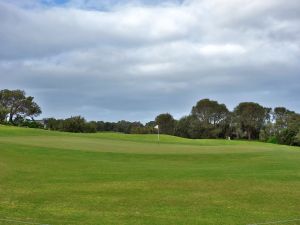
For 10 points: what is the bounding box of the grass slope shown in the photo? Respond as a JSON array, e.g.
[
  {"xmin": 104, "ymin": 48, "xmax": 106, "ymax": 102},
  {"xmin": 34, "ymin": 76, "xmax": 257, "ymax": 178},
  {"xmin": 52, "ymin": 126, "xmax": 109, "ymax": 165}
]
[{"xmin": 0, "ymin": 125, "xmax": 299, "ymax": 225}]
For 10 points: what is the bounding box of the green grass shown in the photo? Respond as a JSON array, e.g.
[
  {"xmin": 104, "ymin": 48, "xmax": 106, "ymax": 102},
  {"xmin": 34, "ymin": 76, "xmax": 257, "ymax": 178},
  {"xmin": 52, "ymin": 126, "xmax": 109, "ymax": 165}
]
[{"xmin": 0, "ymin": 125, "xmax": 299, "ymax": 225}]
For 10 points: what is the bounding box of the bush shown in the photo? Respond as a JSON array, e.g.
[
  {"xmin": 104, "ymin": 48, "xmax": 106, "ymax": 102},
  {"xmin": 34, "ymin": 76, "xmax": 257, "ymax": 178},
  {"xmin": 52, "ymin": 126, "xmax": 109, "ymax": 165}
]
[
  {"xmin": 44, "ymin": 116, "xmax": 97, "ymax": 133},
  {"xmin": 277, "ymin": 129, "xmax": 298, "ymax": 145},
  {"xmin": 84, "ymin": 122, "xmax": 97, "ymax": 133},
  {"xmin": 267, "ymin": 136, "xmax": 278, "ymax": 144},
  {"xmin": 21, "ymin": 120, "xmax": 44, "ymax": 129},
  {"xmin": 293, "ymin": 132, "xmax": 300, "ymax": 146}
]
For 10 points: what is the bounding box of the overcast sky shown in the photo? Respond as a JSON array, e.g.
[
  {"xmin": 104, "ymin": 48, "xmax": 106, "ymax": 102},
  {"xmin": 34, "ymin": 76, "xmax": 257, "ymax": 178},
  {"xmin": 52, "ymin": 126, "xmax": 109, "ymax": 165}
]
[{"xmin": 0, "ymin": 0, "xmax": 299, "ymax": 122}]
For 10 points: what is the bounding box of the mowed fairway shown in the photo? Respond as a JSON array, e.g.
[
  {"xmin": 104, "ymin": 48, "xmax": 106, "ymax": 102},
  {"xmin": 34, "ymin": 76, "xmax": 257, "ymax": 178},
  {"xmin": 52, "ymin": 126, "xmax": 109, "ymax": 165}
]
[{"xmin": 0, "ymin": 125, "xmax": 299, "ymax": 225}]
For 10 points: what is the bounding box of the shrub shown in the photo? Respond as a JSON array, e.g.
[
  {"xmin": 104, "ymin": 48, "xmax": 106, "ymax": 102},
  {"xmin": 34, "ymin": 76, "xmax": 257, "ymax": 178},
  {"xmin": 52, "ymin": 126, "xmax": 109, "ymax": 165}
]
[
  {"xmin": 267, "ymin": 136, "xmax": 278, "ymax": 144},
  {"xmin": 21, "ymin": 120, "xmax": 44, "ymax": 129},
  {"xmin": 292, "ymin": 132, "xmax": 300, "ymax": 146}
]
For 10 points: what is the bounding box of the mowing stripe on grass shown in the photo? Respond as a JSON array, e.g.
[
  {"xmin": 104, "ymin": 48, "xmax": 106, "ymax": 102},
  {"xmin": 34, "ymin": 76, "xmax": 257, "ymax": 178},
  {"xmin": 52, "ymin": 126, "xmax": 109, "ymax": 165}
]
[
  {"xmin": 0, "ymin": 218, "xmax": 50, "ymax": 225},
  {"xmin": 247, "ymin": 218, "xmax": 300, "ymax": 225}
]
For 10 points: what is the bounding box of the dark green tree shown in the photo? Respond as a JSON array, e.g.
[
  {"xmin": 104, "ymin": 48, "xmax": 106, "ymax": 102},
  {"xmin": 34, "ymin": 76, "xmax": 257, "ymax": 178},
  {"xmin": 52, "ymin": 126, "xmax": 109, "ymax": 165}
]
[
  {"xmin": 191, "ymin": 99, "xmax": 229, "ymax": 138},
  {"xmin": 233, "ymin": 102, "xmax": 270, "ymax": 140},
  {"xmin": 155, "ymin": 113, "xmax": 176, "ymax": 135},
  {"xmin": 116, "ymin": 120, "xmax": 132, "ymax": 133},
  {"xmin": 63, "ymin": 116, "xmax": 86, "ymax": 133},
  {"xmin": 278, "ymin": 113, "xmax": 300, "ymax": 145},
  {"xmin": 187, "ymin": 116, "xmax": 205, "ymax": 139},
  {"xmin": 0, "ymin": 89, "xmax": 41, "ymax": 123},
  {"xmin": 130, "ymin": 122, "xmax": 146, "ymax": 134},
  {"xmin": 84, "ymin": 121, "xmax": 97, "ymax": 133},
  {"xmin": 191, "ymin": 99, "xmax": 229, "ymax": 125},
  {"xmin": 144, "ymin": 121, "xmax": 156, "ymax": 134},
  {"xmin": 294, "ymin": 131, "xmax": 300, "ymax": 146},
  {"xmin": 175, "ymin": 116, "xmax": 193, "ymax": 138}
]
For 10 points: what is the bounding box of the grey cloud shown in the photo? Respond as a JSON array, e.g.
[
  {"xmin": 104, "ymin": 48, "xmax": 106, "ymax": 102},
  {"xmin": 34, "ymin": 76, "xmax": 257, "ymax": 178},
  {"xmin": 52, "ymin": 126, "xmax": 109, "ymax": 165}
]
[{"xmin": 0, "ymin": 0, "xmax": 299, "ymax": 121}]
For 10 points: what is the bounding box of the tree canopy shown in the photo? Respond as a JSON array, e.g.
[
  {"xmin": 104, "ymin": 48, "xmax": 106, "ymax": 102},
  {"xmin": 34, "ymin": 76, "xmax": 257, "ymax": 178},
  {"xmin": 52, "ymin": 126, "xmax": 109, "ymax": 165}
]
[
  {"xmin": 0, "ymin": 89, "xmax": 42, "ymax": 123},
  {"xmin": 233, "ymin": 102, "xmax": 269, "ymax": 140},
  {"xmin": 155, "ymin": 113, "xmax": 176, "ymax": 135}
]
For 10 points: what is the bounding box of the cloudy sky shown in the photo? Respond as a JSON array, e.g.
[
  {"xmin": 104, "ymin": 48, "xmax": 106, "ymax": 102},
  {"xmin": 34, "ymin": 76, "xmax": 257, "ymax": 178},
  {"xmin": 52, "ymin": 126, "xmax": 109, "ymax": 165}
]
[{"xmin": 0, "ymin": 0, "xmax": 299, "ymax": 122}]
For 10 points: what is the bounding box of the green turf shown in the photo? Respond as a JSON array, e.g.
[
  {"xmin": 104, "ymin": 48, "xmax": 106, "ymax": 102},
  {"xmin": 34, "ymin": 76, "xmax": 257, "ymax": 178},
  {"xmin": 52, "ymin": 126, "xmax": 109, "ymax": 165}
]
[{"xmin": 0, "ymin": 125, "xmax": 299, "ymax": 225}]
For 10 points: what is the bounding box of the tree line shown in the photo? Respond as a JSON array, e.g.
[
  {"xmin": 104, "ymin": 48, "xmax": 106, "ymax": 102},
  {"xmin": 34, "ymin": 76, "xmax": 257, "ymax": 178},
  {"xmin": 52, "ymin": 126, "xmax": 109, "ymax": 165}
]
[
  {"xmin": 155, "ymin": 99, "xmax": 300, "ymax": 146},
  {"xmin": 0, "ymin": 89, "xmax": 299, "ymax": 146},
  {"xmin": 44, "ymin": 117, "xmax": 156, "ymax": 134}
]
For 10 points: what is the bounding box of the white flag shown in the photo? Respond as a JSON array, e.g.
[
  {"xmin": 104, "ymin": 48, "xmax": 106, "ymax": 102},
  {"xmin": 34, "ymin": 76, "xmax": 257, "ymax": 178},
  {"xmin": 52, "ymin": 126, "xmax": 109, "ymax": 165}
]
[{"xmin": 154, "ymin": 125, "xmax": 159, "ymax": 129}]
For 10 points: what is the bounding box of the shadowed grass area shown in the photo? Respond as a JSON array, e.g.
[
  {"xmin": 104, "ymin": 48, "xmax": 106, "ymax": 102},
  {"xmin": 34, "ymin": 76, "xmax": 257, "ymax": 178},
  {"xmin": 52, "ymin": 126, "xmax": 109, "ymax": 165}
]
[{"xmin": 0, "ymin": 125, "xmax": 299, "ymax": 225}]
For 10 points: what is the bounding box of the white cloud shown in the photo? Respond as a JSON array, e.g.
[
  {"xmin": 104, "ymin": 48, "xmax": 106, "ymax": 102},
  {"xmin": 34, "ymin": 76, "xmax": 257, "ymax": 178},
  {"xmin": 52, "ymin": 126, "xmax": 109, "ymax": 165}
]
[
  {"xmin": 198, "ymin": 44, "xmax": 247, "ymax": 56},
  {"xmin": 0, "ymin": 0, "xmax": 299, "ymax": 121}
]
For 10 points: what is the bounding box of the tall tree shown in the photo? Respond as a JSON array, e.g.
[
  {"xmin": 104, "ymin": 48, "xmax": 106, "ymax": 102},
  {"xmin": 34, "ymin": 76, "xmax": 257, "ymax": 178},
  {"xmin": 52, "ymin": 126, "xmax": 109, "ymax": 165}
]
[
  {"xmin": 63, "ymin": 116, "xmax": 87, "ymax": 133},
  {"xmin": 273, "ymin": 107, "xmax": 294, "ymax": 131},
  {"xmin": 191, "ymin": 99, "xmax": 229, "ymax": 126},
  {"xmin": 191, "ymin": 99, "xmax": 229, "ymax": 138},
  {"xmin": 234, "ymin": 102, "xmax": 269, "ymax": 140},
  {"xmin": 175, "ymin": 115, "xmax": 194, "ymax": 138},
  {"xmin": 281, "ymin": 113, "xmax": 300, "ymax": 145},
  {"xmin": 0, "ymin": 89, "xmax": 42, "ymax": 123},
  {"xmin": 155, "ymin": 113, "xmax": 176, "ymax": 135}
]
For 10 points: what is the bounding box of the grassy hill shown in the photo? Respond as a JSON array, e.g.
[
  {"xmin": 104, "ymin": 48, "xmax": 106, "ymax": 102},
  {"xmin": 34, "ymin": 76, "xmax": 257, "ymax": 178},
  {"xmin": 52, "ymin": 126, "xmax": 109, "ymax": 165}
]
[{"xmin": 0, "ymin": 125, "xmax": 299, "ymax": 225}]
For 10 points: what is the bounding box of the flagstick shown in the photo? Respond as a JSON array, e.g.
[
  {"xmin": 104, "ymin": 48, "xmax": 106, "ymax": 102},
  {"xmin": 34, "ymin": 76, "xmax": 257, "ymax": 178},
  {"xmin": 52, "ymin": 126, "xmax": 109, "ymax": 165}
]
[{"xmin": 154, "ymin": 125, "xmax": 160, "ymax": 144}]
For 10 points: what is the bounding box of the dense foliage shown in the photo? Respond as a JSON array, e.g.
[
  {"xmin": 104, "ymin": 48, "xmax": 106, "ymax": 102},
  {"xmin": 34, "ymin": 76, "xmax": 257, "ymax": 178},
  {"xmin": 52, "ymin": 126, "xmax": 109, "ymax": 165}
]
[
  {"xmin": 0, "ymin": 89, "xmax": 42, "ymax": 125},
  {"xmin": 155, "ymin": 113, "xmax": 176, "ymax": 135},
  {"xmin": 1, "ymin": 89, "xmax": 299, "ymax": 146},
  {"xmin": 45, "ymin": 116, "xmax": 97, "ymax": 133},
  {"xmin": 44, "ymin": 117, "xmax": 156, "ymax": 134}
]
